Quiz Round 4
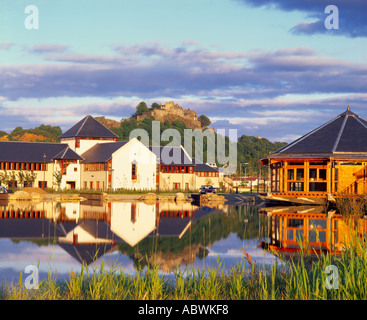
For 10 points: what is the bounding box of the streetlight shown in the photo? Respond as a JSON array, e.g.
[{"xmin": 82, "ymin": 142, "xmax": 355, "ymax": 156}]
[
  {"xmin": 240, "ymin": 163, "xmax": 249, "ymax": 187},
  {"xmin": 43, "ymin": 154, "xmax": 46, "ymax": 189}
]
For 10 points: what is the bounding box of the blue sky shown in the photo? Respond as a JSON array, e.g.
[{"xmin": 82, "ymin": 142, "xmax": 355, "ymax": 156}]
[{"xmin": 1, "ymin": 0, "xmax": 367, "ymax": 142}]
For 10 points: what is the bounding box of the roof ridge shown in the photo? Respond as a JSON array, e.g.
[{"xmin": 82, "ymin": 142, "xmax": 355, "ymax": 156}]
[
  {"xmin": 60, "ymin": 146, "xmax": 69, "ymax": 159},
  {"xmin": 275, "ymin": 114, "xmax": 340, "ymax": 154},
  {"xmin": 331, "ymin": 114, "xmax": 348, "ymax": 152},
  {"xmin": 75, "ymin": 115, "xmax": 91, "ymax": 137},
  {"xmin": 354, "ymin": 116, "xmax": 367, "ymax": 130},
  {"xmin": 0, "ymin": 140, "xmax": 61, "ymax": 145}
]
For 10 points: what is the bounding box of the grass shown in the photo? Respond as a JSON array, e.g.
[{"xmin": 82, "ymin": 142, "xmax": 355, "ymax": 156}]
[{"xmin": 2, "ymin": 229, "xmax": 367, "ymax": 300}]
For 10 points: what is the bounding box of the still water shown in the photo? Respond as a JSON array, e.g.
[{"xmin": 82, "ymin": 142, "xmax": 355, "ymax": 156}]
[{"xmin": 0, "ymin": 199, "xmax": 278, "ymax": 282}]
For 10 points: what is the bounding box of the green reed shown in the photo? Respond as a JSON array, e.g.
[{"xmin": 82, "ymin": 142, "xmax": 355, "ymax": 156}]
[{"xmin": 2, "ymin": 223, "xmax": 367, "ymax": 300}]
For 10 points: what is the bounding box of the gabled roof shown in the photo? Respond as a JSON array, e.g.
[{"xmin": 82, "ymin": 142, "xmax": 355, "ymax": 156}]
[
  {"xmin": 0, "ymin": 141, "xmax": 82, "ymax": 163},
  {"xmin": 149, "ymin": 146, "xmax": 193, "ymax": 165},
  {"xmin": 52, "ymin": 146, "xmax": 84, "ymax": 161},
  {"xmin": 192, "ymin": 158, "xmax": 219, "ymax": 172},
  {"xmin": 81, "ymin": 141, "xmax": 128, "ymax": 163},
  {"xmin": 271, "ymin": 107, "xmax": 367, "ymax": 159},
  {"xmin": 58, "ymin": 242, "xmax": 115, "ymax": 265},
  {"xmin": 59, "ymin": 115, "xmax": 118, "ymax": 139}
]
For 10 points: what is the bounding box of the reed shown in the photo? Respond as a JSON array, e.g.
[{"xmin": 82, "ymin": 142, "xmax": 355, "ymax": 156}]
[{"xmin": 2, "ymin": 221, "xmax": 367, "ymax": 300}]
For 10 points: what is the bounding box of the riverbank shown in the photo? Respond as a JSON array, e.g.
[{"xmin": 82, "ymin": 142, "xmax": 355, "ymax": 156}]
[{"xmin": 6, "ymin": 187, "xmax": 262, "ymax": 205}]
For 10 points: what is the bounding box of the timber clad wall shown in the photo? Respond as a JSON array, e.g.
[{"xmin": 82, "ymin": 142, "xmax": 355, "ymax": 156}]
[{"xmin": 263, "ymin": 107, "xmax": 367, "ymax": 198}]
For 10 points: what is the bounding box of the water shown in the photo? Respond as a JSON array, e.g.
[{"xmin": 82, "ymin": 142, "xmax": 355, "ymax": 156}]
[{"xmin": 0, "ymin": 199, "xmax": 278, "ymax": 282}]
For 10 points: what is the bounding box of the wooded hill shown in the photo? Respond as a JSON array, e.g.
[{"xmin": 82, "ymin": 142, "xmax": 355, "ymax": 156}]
[
  {"xmin": 109, "ymin": 102, "xmax": 287, "ymax": 175},
  {"xmin": 0, "ymin": 102, "xmax": 287, "ymax": 175},
  {"xmin": 0, "ymin": 125, "xmax": 62, "ymax": 143}
]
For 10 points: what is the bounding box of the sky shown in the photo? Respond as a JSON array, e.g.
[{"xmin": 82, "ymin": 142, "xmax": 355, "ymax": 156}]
[{"xmin": 1, "ymin": 0, "xmax": 367, "ymax": 142}]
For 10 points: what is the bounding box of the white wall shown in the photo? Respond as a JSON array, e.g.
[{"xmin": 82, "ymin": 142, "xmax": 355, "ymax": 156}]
[
  {"xmin": 61, "ymin": 138, "xmax": 113, "ymax": 155},
  {"xmin": 110, "ymin": 202, "xmax": 156, "ymax": 246},
  {"xmin": 54, "ymin": 161, "xmax": 81, "ymax": 190},
  {"xmin": 111, "ymin": 138, "xmax": 157, "ymax": 190}
]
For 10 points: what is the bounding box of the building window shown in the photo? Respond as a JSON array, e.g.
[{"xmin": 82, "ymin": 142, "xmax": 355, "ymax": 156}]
[
  {"xmin": 296, "ymin": 169, "xmax": 304, "ymax": 181},
  {"xmin": 131, "ymin": 203, "xmax": 136, "ymax": 223},
  {"xmin": 84, "ymin": 163, "xmax": 107, "ymax": 171},
  {"xmin": 288, "ymin": 182, "xmax": 304, "ymax": 191},
  {"xmin": 319, "ymin": 169, "xmax": 327, "ymax": 180},
  {"xmin": 90, "ymin": 181, "xmax": 93, "ymax": 190},
  {"xmin": 38, "ymin": 181, "xmax": 47, "ymax": 189},
  {"xmin": 83, "ymin": 181, "xmax": 87, "ymax": 189},
  {"xmin": 132, "ymin": 163, "xmax": 137, "ymax": 180}
]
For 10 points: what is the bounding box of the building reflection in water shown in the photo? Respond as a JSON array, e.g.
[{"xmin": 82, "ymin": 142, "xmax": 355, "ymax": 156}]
[
  {"xmin": 260, "ymin": 205, "xmax": 367, "ymax": 255},
  {"xmin": 0, "ymin": 199, "xmax": 226, "ymax": 267}
]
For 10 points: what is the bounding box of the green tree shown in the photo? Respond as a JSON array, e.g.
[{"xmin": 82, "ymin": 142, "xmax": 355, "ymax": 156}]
[
  {"xmin": 17, "ymin": 171, "xmax": 26, "ymax": 188},
  {"xmin": 11, "ymin": 126, "xmax": 24, "ymax": 135},
  {"xmin": 135, "ymin": 101, "xmax": 149, "ymax": 116},
  {"xmin": 8, "ymin": 171, "xmax": 17, "ymax": 188},
  {"xmin": 53, "ymin": 171, "xmax": 63, "ymax": 190},
  {"xmin": 0, "ymin": 170, "xmax": 10, "ymax": 187},
  {"xmin": 151, "ymin": 102, "xmax": 161, "ymax": 110},
  {"xmin": 24, "ymin": 171, "xmax": 37, "ymax": 187},
  {"xmin": 198, "ymin": 115, "xmax": 211, "ymax": 128}
]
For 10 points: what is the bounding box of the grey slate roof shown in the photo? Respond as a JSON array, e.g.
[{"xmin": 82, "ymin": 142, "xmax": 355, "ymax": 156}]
[
  {"xmin": 148, "ymin": 146, "xmax": 219, "ymax": 172},
  {"xmin": 192, "ymin": 158, "xmax": 219, "ymax": 172},
  {"xmin": 59, "ymin": 115, "xmax": 118, "ymax": 139},
  {"xmin": 270, "ymin": 107, "xmax": 367, "ymax": 159},
  {"xmin": 0, "ymin": 141, "xmax": 82, "ymax": 163},
  {"xmin": 81, "ymin": 141, "xmax": 128, "ymax": 163},
  {"xmin": 52, "ymin": 146, "xmax": 84, "ymax": 161},
  {"xmin": 149, "ymin": 146, "xmax": 193, "ymax": 165}
]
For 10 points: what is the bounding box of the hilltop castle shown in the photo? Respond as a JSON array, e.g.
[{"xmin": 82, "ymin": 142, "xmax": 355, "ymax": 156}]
[{"xmin": 136, "ymin": 101, "xmax": 202, "ymax": 129}]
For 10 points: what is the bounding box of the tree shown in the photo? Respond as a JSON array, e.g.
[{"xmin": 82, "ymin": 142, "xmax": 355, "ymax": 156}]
[
  {"xmin": 151, "ymin": 102, "xmax": 161, "ymax": 110},
  {"xmin": 24, "ymin": 171, "xmax": 37, "ymax": 187},
  {"xmin": 198, "ymin": 115, "xmax": 211, "ymax": 128},
  {"xmin": 53, "ymin": 171, "xmax": 63, "ymax": 190},
  {"xmin": 0, "ymin": 170, "xmax": 10, "ymax": 187},
  {"xmin": 135, "ymin": 102, "xmax": 149, "ymax": 116},
  {"xmin": 18, "ymin": 171, "xmax": 26, "ymax": 187},
  {"xmin": 8, "ymin": 171, "xmax": 17, "ymax": 188}
]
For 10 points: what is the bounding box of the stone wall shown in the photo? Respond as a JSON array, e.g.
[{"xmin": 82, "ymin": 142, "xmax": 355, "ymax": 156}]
[{"xmin": 137, "ymin": 101, "xmax": 202, "ymax": 129}]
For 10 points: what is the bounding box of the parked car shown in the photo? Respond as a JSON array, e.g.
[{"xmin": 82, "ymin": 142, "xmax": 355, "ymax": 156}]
[
  {"xmin": 200, "ymin": 185, "xmax": 216, "ymax": 194},
  {"xmin": 0, "ymin": 186, "xmax": 12, "ymax": 194}
]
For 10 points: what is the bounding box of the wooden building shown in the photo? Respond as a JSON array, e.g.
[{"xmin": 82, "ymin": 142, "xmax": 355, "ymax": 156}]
[
  {"xmin": 261, "ymin": 206, "xmax": 367, "ymax": 255},
  {"xmin": 261, "ymin": 107, "xmax": 367, "ymax": 204}
]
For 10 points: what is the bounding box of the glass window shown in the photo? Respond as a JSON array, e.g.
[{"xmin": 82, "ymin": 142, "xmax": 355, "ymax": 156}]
[
  {"xmin": 296, "ymin": 169, "xmax": 304, "ymax": 180},
  {"xmin": 309, "ymin": 219, "xmax": 326, "ymax": 229},
  {"xmin": 288, "ymin": 169, "xmax": 294, "ymax": 180},
  {"xmin": 287, "ymin": 230, "xmax": 294, "ymax": 241},
  {"xmin": 319, "ymin": 169, "xmax": 327, "ymax": 180},
  {"xmin": 309, "ymin": 169, "xmax": 317, "ymax": 180}
]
